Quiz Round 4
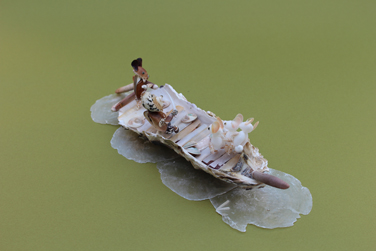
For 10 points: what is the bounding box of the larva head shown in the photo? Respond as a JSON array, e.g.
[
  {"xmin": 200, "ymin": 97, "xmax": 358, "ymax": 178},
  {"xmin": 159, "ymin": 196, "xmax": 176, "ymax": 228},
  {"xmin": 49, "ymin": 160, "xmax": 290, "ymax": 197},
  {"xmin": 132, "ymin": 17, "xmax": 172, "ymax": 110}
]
[{"xmin": 131, "ymin": 58, "xmax": 149, "ymax": 82}]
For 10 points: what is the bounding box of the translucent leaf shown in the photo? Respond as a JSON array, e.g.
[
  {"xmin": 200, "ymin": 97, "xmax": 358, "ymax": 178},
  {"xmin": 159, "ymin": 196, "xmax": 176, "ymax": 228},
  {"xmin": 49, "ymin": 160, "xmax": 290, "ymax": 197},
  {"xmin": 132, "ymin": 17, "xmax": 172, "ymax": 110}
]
[
  {"xmin": 157, "ymin": 157, "xmax": 236, "ymax": 201},
  {"xmin": 91, "ymin": 93, "xmax": 128, "ymax": 125},
  {"xmin": 111, "ymin": 127, "xmax": 179, "ymax": 163},
  {"xmin": 210, "ymin": 168, "xmax": 312, "ymax": 232}
]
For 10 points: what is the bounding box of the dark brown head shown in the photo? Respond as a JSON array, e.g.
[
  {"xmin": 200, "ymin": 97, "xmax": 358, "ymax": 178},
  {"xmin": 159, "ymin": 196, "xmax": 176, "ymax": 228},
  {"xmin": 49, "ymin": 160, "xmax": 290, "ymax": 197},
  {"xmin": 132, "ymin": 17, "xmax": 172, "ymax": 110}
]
[{"xmin": 131, "ymin": 58, "xmax": 149, "ymax": 82}]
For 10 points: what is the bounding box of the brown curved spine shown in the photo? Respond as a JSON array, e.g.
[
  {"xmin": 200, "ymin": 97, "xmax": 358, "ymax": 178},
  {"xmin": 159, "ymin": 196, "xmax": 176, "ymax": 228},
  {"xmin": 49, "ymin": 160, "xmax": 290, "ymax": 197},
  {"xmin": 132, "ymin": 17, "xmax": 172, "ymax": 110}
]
[{"xmin": 252, "ymin": 171, "xmax": 290, "ymax": 189}]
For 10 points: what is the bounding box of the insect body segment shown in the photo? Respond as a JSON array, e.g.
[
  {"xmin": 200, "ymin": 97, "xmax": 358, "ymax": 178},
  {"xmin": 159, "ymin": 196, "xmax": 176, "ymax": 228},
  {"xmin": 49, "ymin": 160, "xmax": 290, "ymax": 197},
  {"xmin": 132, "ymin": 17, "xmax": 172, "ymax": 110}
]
[
  {"xmin": 131, "ymin": 58, "xmax": 149, "ymax": 82},
  {"xmin": 112, "ymin": 58, "xmax": 179, "ymax": 134}
]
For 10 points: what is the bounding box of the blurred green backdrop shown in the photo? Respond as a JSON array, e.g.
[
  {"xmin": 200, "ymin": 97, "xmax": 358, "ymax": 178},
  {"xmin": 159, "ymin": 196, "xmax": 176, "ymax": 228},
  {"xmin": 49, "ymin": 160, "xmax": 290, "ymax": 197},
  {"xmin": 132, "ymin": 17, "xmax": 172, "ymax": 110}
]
[{"xmin": 1, "ymin": 1, "xmax": 375, "ymax": 250}]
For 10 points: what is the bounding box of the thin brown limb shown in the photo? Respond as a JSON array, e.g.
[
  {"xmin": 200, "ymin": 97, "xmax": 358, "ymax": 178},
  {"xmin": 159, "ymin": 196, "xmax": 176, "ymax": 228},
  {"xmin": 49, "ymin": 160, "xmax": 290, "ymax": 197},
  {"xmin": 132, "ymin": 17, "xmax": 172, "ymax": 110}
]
[
  {"xmin": 111, "ymin": 92, "xmax": 136, "ymax": 111},
  {"xmin": 115, "ymin": 83, "xmax": 134, "ymax": 94}
]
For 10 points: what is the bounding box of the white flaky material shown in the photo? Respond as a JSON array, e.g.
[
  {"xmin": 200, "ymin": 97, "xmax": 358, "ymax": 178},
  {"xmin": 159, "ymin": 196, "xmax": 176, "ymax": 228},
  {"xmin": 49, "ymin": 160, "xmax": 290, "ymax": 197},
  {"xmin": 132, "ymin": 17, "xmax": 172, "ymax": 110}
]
[
  {"xmin": 91, "ymin": 84, "xmax": 312, "ymax": 232},
  {"xmin": 210, "ymin": 169, "xmax": 312, "ymax": 232},
  {"xmin": 111, "ymin": 127, "xmax": 179, "ymax": 163},
  {"xmin": 157, "ymin": 157, "xmax": 236, "ymax": 201},
  {"xmin": 91, "ymin": 93, "xmax": 128, "ymax": 125}
]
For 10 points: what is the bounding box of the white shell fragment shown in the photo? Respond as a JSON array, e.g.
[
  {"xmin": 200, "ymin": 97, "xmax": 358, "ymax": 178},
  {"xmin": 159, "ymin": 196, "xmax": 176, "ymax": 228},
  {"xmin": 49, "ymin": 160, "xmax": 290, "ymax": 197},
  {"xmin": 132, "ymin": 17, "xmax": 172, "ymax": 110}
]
[
  {"xmin": 210, "ymin": 168, "xmax": 312, "ymax": 232},
  {"xmin": 162, "ymin": 100, "xmax": 170, "ymax": 109},
  {"xmin": 181, "ymin": 113, "xmax": 197, "ymax": 123},
  {"xmin": 90, "ymin": 93, "xmax": 128, "ymax": 125},
  {"xmin": 111, "ymin": 127, "xmax": 179, "ymax": 163},
  {"xmin": 127, "ymin": 116, "xmax": 145, "ymax": 128},
  {"xmin": 183, "ymin": 141, "xmax": 196, "ymax": 149},
  {"xmin": 184, "ymin": 147, "xmax": 201, "ymax": 155},
  {"xmin": 92, "ymin": 80, "xmax": 312, "ymax": 232},
  {"xmin": 157, "ymin": 158, "xmax": 236, "ymax": 201}
]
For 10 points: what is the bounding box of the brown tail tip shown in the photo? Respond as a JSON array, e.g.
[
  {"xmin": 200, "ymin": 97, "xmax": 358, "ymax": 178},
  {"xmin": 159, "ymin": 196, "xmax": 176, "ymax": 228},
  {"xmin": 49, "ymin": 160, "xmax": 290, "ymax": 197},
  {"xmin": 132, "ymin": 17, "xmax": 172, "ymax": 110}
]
[{"xmin": 252, "ymin": 171, "xmax": 290, "ymax": 189}]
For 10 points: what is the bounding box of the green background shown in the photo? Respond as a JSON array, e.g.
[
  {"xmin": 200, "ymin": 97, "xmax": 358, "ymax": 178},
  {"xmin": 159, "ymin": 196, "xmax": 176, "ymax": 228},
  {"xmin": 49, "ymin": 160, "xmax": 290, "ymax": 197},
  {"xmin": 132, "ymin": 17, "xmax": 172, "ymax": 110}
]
[{"xmin": 1, "ymin": 1, "xmax": 375, "ymax": 250}]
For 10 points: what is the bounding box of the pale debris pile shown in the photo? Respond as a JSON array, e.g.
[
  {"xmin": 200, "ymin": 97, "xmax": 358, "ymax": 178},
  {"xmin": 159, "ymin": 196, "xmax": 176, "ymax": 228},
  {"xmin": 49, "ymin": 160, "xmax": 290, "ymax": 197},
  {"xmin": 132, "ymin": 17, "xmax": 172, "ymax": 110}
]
[
  {"xmin": 111, "ymin": 127, "xmax": 179, "ymax": 164},
  {"xmin": 91, "ymin": 93, "xmax": 128, "ymax": 125},
  {"xmin": 157, "ymin": 157, "xmax": 236, "ymax": 201},
  {"xmin": 91, "ymin": 95, "xmax": 312, "ymax": 232},
  {"xmin": 210, "ymin": 169, "xmax": 312, "ymax": 232}
]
